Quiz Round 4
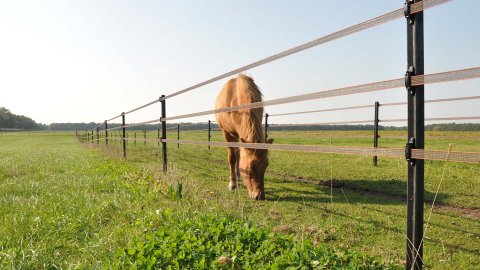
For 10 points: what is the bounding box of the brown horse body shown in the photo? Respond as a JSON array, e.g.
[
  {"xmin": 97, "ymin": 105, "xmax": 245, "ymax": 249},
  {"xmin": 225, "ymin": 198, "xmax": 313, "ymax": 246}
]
[{"xmin": 215, "ymin": 74, "xmax": 272, "ymax": 200}]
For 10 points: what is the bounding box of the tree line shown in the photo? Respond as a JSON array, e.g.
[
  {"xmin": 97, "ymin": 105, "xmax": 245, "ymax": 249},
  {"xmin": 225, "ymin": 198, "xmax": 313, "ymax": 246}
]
[
  {"xmin": 1, "ymin": 107, "xmax": 480, "ymax": 131},
  {"xmin": 0, "ymin": 107, "xmax": 44, "ymax": 130}
]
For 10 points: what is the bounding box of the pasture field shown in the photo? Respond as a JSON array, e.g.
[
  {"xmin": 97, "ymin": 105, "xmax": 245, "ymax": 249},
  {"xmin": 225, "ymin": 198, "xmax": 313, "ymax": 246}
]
[
  {"xmin": 1, "ymin": 130, "xmax": 479, "ymax": 269},
  {"xmin": 117, "ymin": 129, "xmax": 480, "ymax": 268},
  {"xmin": 0, "ymin": 132, "xmax": 398, "ymax": 269}
]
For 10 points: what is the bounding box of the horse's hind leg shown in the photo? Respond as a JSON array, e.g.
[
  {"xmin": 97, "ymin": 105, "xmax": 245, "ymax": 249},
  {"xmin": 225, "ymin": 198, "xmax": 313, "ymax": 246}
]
[{"xmin": 223, "ymin": 132, "xmax": 239, "ymax": 190}]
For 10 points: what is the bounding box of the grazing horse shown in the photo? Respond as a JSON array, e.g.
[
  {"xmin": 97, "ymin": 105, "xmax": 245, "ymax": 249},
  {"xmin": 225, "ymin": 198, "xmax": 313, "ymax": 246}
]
[{"xmin": 215, "ymin": 74, "xmax": 273, "ymax": 200}]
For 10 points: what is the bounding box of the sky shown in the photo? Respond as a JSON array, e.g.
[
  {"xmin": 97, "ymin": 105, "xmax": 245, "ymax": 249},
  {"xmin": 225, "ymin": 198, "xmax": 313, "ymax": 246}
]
[{"xmin": 1, "ymin": 0, "xmax": 479, "ymax": 126}]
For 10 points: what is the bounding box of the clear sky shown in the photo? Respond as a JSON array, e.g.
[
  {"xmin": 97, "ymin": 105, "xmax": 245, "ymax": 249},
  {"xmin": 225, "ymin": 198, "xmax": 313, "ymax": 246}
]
[{"xmin": 1, "ymin": 0, "xmax": 479, "ymax": 125}]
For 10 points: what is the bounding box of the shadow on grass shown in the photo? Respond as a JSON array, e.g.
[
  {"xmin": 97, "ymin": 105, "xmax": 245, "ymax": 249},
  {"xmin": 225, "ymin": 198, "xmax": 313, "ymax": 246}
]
[
  {"xmin": 266, "ymin": 177, "xmax": 449, "ymax": 207},
  {"xmin": 266, "ymin": 179, "xmax": 479, "ymax": 255}
]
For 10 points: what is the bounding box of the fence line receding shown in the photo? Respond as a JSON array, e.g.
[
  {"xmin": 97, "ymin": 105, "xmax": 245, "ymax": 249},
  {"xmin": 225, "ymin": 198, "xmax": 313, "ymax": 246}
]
[{"xmin": 78, "ymin": 1, "xmax": 480, "ymax": 269}]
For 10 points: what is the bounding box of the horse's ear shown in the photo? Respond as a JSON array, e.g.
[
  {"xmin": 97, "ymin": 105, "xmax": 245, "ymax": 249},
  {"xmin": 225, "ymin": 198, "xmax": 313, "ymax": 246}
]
[{"xmin": 266, "ymin": 138, "xmax": 274, "ymax": 144}]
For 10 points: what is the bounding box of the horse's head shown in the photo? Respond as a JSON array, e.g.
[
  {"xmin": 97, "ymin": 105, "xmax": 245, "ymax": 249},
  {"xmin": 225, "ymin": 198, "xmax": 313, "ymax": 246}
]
[{"xmin": 239, "ymin": 138, "xmax": 274, "ymax": 200}]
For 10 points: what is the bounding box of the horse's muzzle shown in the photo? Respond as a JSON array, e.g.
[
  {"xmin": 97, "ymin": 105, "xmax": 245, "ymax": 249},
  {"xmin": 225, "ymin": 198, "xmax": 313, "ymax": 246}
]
[{"xmin": 254, "ymin": 192, "xmax": 265, "ymax": 201}]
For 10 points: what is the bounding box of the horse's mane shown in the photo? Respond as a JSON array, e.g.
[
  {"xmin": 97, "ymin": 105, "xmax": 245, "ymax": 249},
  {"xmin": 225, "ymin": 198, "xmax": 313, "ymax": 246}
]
[{"xmin": 236, "ymin": 74, "xmax": 265, "ymax": 143}]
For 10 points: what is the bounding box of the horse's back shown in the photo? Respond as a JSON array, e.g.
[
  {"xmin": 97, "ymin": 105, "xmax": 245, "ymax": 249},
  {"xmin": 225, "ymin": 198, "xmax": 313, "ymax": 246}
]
[
  {"xmin": 215, "ymin": 77, "xmax": 238, "ymax": 111},
  {"xmin": 215, "ymin": 74, "xmax": 264, "ymax": 141}
]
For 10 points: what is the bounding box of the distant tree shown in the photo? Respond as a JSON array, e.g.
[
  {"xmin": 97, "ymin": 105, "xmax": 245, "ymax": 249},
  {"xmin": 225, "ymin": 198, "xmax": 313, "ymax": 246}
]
[{"xmin": 0, "ymin": 107, "xmax": 42, "ymax": 130}]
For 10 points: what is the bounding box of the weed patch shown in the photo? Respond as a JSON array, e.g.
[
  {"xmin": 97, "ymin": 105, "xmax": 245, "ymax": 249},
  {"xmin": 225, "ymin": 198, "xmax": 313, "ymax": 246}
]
[{"xmin": 118, "ymin": 211, "xmax": 400, "ymax": 269}]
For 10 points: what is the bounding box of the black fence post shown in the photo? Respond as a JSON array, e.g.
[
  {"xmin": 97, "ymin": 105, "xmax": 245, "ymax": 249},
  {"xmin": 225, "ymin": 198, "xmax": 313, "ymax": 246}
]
[
  {"xmin": 96, "ymin": 126, "xmax": 99, "ymax": 145},
  {"xmin": 373, "ymin": 101, "xmax": 380, "ymax": 166},
  {"xmin": 158, "ymin": 128, "xmax": 160, "ymax": 147},
  {"xmin": 177, "ymin": 124, "xmax": 180, "ymax": 148},
  {"xmin": 208, "ymin": 120, "xmax": 211, "ymax": 150},
  {"xmin": 143, "ymin": 130, "xmax": 147, "ymax": 146},
  {"xmin": 91, "ymin": 130, "xmax": 93, "ymax": 144},
  {"xmin": 264, "ymin": 113, "xmax": 269, "ymax": 142},
  {"xmin": 122, "ymin": 113, "xmax": 126, "ymax": 159},
  {"xmin": 105, "ymin": 121, "xmax": 108, "ymax": 146},
  {"xmin": 161, "ymin": 95, "xmax": 167, "ymax": 172},
  {"xmin": 134, "ymin": 132, "xmax": 137, "ymax": 146},
  {"xmin": 405, "ymin": 1, "xmax": 425, "ymax": 269}
]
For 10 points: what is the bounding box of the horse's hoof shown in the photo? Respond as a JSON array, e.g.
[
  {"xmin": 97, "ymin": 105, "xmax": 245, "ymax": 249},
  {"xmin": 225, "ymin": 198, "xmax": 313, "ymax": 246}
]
[{"xmin": 229, "ymin": 183, "xmax": 237, "ymax": 190}]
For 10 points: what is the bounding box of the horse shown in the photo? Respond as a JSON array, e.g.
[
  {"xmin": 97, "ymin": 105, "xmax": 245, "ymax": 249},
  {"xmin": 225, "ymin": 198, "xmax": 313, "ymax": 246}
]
[{"xmin": 215, "ymin": 74, "xmax": 273, "ymax": 200}]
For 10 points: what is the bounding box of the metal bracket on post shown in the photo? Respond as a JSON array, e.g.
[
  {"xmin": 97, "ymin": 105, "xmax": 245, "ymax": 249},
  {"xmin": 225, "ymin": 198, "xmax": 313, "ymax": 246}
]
[
  {"xmin": 405, "ymin": 137, "xmax": 415, "ymax": 165},
  {"xmin": 405, "ymin": 66, "xmax": 415, "ymax": 95},
  {"xmin": 404, "ymin": 0, "xmax": 415, "ymax": 25}
]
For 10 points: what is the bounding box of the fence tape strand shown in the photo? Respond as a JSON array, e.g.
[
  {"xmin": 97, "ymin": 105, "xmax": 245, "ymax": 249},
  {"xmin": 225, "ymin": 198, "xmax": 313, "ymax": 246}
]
[
  {"xmin": 164, "ymin": 67, "xmax": 480, "ymax": 122},
  {"xmin": 160, "ymin": 139, "xmax": 479, "ymax": 164},
  {"xmin": 161, "ymin": 0, "xmax": 450, "ymax": 101}
]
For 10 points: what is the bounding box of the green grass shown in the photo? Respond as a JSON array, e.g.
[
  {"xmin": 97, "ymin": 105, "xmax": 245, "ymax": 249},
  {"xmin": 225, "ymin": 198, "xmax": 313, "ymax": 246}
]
[
  {"xmin": 0, "ymin": 133, "xmax": 160, "ymax": 268},
  {"xmin": 111, "ymin": 129, "xmax": 480, "ymax": 207},
  {"xmin": 104, "ymin": 129, "xmax": 480, "ymax": 269},
  {"xmin": 0, "ymin": 132, "xmax": 405, "ymax": 269}
]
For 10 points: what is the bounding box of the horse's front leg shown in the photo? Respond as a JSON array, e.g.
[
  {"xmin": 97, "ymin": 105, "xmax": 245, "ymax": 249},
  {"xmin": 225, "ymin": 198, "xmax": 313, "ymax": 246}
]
[
  {"xmin": 228, "ymin": 147, "xmax": 239, "ymax": 190},
  {"xmin": 235, "ymin": 148, "xmax": 240, "ymax": 183}
]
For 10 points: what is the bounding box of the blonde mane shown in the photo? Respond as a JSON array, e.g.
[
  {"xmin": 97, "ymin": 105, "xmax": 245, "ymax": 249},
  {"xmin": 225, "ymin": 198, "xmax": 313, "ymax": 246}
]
[{"xmin": 235, "ymin": 74, "xmax": 265, "ymax": 143}]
